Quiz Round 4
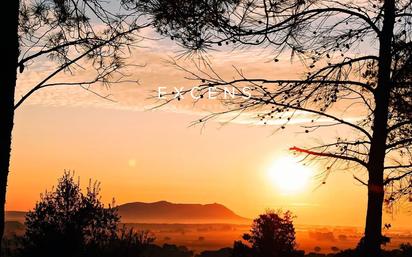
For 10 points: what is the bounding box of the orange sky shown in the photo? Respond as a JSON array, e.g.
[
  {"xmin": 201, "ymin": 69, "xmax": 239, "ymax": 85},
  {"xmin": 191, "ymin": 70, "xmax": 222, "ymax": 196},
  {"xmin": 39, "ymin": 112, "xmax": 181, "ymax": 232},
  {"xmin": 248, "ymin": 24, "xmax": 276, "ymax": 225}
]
[
  {"xmin": 9, "ymin": 29, "xmax": 412, "ymax": 229},
  {"xmin": 8, "ymin": 105, "xmax": 411, "ymax": 229}
]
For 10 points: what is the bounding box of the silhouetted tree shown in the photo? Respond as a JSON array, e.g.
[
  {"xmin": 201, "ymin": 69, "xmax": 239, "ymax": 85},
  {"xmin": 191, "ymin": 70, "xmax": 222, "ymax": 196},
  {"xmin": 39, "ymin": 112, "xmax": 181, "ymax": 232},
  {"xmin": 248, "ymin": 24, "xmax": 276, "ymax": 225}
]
[
  {"xmin": 0, "ymin": 0, "xmax": 149, "ymax": 247},
  {"xmin": 232, "ymin": 240, "xmax": 253, "ymax": 257},
  {"xmin": 233, "ymin": 210, "xmax": 301, "ymax": 257},
  {"xmin": 19, "ymin": 172, "xmax": 118, "ymax": 257},
  {"xmin": 96, "ymin": 226, "xmax": 156, "ymax": 257},
  {"xmin": 142, "ymin": 244, "xmax": 194, "ymax": 257},
  {"xmin": 196, "ymin": 247, "xmax": 233, "ymax": 257},
  {"xmin": 19, "ymin": 172, "xmax": 155, "ymax": 257},
  {"xmin": 134, "ymin": 1, "xmax": 412, "ymax": 255}
]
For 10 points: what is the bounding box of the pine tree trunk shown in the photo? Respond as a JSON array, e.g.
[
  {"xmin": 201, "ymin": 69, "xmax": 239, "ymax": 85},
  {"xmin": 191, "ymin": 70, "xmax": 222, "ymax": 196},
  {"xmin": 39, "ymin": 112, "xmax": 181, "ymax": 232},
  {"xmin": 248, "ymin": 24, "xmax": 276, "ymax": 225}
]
[
  {"xmin": 363, "ymin": 168, "xmax": 385, "ymax": 256},
  {"xmin": 363, "ymin": 0, "xmax": 395, "ymax": 256},
  {"xmin": 0, "ymin": 0, "xmax": 20, "ymax": 253}
]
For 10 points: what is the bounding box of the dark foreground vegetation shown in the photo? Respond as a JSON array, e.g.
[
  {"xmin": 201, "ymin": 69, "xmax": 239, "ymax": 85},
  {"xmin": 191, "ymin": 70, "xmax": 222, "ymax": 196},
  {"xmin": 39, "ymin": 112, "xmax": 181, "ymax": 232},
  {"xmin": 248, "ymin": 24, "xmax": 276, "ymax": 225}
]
[
  {"xmin": 2, "ymin": 234, "xmax": 411, "ymax": 257},
  {"xmin": 1, "ymin": 173, "xmax": 410, "ymax": 257}
]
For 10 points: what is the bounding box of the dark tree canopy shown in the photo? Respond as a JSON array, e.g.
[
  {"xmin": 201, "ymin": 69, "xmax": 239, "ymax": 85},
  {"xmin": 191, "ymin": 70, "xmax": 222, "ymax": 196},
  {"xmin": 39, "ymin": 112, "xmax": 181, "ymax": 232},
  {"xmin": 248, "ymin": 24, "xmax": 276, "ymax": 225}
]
[
  {"xmin": 16, "ymin": 0, "xmax": 147, "ymax": 108},
  {"xmin": 19, "ymin": 172, "xmax": 155, "ymax": 257},
  {"xmin": 20, "ymin": 172, "xmax": 119, "ymax": 257},
  {"xmin": 137, "ymin": 0, "xmax": 412, "ymax": 201},
  {"xmin": 135, "ymin": 0, "xmax": 412, "ymax": 255},
  {"xmin": 233, "ymin": 210, "xmax": 301, "ymax": 257},
  {"xmin": 123, "ymin": 0, "xmax": 239, "ymax": 52}
]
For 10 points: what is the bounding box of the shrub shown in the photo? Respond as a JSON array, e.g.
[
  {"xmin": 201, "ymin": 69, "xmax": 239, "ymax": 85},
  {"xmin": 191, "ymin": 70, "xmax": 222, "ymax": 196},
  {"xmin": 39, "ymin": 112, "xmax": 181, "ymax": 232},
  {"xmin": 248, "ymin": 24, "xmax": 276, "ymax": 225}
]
[
  {"xmin": 18, "ymin": 172, "xmax": 154, "ymax": 257},
  {"xmin": 233, "ymin": 210, "xmax": 303, "ymax": 257}
]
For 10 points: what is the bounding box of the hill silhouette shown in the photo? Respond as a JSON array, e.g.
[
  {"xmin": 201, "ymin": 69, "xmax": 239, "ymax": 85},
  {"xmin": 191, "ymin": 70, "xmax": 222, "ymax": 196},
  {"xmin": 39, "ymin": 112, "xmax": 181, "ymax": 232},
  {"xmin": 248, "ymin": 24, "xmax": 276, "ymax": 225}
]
[
  {"xmin": 118, "ymin": 201, "xmax": 250, "ymax": 224},
  {"xmin": 6, "ymin": 201, "xmax": 250, "ymax": 224}
]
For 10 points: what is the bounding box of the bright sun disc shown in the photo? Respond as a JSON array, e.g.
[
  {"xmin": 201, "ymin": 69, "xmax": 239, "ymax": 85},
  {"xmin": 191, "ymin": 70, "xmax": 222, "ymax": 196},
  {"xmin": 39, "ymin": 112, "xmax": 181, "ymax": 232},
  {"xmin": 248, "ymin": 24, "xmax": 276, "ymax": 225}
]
[{"xmin": 267, "ymin": 157, "xmax": 312, "ymax": 193}]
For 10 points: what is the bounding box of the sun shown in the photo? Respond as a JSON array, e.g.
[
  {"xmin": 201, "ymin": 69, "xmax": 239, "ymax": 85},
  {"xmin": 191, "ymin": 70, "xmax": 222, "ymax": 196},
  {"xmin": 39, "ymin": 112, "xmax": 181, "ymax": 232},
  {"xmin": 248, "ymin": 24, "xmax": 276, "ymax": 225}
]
[{"xmin": 267, "ymin": 156, "xmax": 312, "ymax": 194}]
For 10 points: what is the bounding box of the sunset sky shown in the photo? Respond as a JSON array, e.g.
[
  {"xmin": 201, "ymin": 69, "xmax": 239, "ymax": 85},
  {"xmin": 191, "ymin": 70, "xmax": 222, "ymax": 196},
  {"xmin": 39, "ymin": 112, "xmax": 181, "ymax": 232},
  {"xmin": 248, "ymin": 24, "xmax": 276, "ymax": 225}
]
[{"xmin": 9, "ymin": 27, "xmax": 411, "ymax": 229}]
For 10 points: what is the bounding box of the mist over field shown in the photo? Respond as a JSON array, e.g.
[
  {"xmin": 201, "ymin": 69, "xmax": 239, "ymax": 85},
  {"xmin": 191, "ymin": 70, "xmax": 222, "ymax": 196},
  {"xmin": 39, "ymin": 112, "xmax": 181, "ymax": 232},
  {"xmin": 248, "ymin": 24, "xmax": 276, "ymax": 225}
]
[{"xmin": 5, "ymin": 202, "xmax": 412, "ymax": 254}]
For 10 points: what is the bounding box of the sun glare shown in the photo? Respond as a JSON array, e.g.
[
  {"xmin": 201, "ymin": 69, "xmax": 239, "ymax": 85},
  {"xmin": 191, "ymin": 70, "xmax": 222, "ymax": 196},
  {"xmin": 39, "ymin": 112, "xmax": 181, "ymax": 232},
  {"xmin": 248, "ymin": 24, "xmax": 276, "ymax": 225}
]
[{"xmin": 267, "ymin": 156, "xmax": 312, "ymax": 194}]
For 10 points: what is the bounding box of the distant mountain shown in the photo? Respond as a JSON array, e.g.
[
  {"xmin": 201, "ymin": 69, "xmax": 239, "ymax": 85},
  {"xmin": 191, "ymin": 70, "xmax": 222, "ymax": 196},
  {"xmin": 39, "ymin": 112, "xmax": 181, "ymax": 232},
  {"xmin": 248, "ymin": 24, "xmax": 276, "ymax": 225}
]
[
  {"xmin": 5, "ymin": 201, "xmax": 250, "ymax": 224},
  {"xmin": 118, "ymin": 201, "xmax": 250, "ymax": 224}
]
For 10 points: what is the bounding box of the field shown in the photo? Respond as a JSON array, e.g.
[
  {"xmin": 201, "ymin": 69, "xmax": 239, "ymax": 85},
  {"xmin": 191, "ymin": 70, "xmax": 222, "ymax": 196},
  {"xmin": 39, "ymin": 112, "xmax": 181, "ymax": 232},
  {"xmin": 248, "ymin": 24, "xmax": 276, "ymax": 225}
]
[
  {"xmin": 6, "ymin": 214, "xmax": 411, "ymax": 255},
  {"xmin": 123, "ymin": 223, "xmax": 412, "ymax": 254}
]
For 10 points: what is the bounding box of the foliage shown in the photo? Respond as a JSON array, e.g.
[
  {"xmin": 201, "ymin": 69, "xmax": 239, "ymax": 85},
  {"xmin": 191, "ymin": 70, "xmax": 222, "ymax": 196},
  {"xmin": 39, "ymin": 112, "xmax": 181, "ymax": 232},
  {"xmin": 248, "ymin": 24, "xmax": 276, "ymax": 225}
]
[
  {"xmin": 142, "ymin": 244, "xmax": 194, "ymax": 257},
  {"xmin": 233, "ymin": 210, "xmax": 302, "ymax": 257},
  {"xmin": 18, "ymin": 171, "xmax": 155, "ymax": 257},
  {"xmin": 137, "ymin": 0, "xmax": 412, "ymax": 205},
  {"xmin": 0, "ymin": 0, "xmax": 147, "ymax": 247},
  {"xmin": 136, "ymin": 1, "xmax": 412, "ymax": 254},
  {"xmin": 16, "ymin": 0, "xmax": 146, "ymax": 108},
  {"xmin": 122, "ymin": 0, "xmax": 239, "ymax": 53},
  {"xmin": 195, "ymin": 247, "xmax": 233, "ymax": 257}
]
